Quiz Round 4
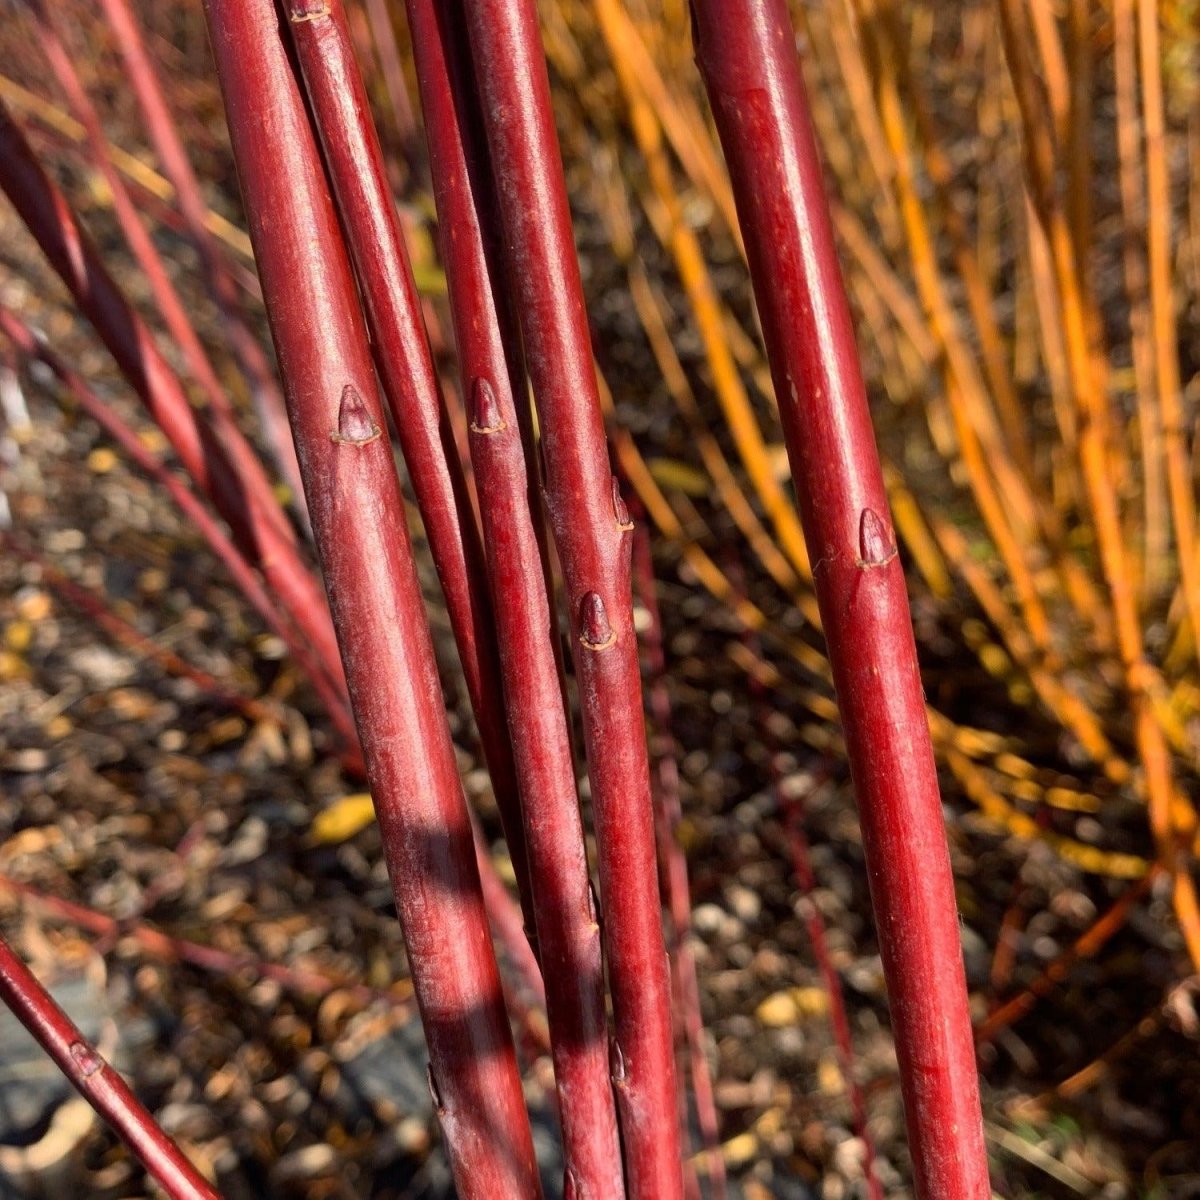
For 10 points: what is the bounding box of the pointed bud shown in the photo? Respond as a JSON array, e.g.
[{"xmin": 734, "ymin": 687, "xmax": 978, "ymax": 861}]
[
  {"xmin": 578, "ymin": 591, "xmax": 616, "ymax": 650},
  {"xmin": 858, "ymin": 507, "xmax": 897, "ymax": 567},
  {"xmin": 69, "ymin": 1041, "xmax": 102, "ymax": 1079},
  {"xmin": 469, "ymin": 377, "xmax": 506, "ymax": 434},
  {"xmin": 609, "ymin": 1038, "xmax": 628, "ymax": 1085},
  {"xmin": 611, "ymin": 475, "xmax": 633, "ymax": 529},
  {"xmin": 332, "ymin": 385, "xmax": 380, "ymax": 445},
  {"xmin": 426, "ymin": 1063, "xmax": 445, "ymax": 1113}
]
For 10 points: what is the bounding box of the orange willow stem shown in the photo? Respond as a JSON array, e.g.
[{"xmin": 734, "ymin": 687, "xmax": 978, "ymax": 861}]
[
  {"xmin": 1138, "ymin": 0, "xmax": 1200, "ymax": 663},
  {"xmin": 975, "ymin": 866, "xmax": 1162, "ymax": 1045},
  {"xmin": 0, "ymin": 934, "xmax": 220, "ymax": 1200},
  {"xmin": 201, "ymin": 1, "xmax": 539, "ymax": 1192},
  {"xmin": 690, "ymin": 3, "xmax": 988, "ymax": 1195},
  {"xmin": 1113, "ymin": 0, "xmax": 1170, "ymax": 598},
  {"xmin": 461, "ymin": 0, "xmax": 683, "ymax": 1192},
  {"xmin": 998, "ymin": 0, "xmax": 1190, "ymax": 889}
]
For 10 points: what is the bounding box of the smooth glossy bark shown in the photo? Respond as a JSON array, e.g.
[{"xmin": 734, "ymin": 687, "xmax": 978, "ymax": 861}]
[
  {"xmin": 201, "ymin": 2, "xmax": 540, "ymax": 1193},
  {"xmin": 405, "ymin": 4, "xmax": 624, "ymax": 1194},
  {"xmin": 0, "ymin": 935, "xmax": 220, "ymax": 1200},
  {"xmin": 689, "ymin": 3, "xmax": 988, "ymax": 1197},
  {"xmin": 285, "ymin": 0, "xmax": 537, "ymax": 946},
  {"xmin": 460, "ymin": 1, "xmax": 683, "ymax": 1194}
]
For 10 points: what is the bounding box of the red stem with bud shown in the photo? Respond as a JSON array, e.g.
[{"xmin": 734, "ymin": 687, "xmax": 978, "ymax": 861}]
[
  {"xmin": 201, "ymin": 0, "xmax": 540, "ymax": 1192},
  {"xmin": 689, "ymin": 3, "xmax": 988, "ymax": 1195},
  {"xmin": 284, "ymin": 0, "xmax": 538, "ymax": 943},
  {"xmin": 0, "ymin": 934, "xmax": 220, "ymax": 1200},
  {"xmin": 460, "ymin": 0, "xmax": 683, "ymax": 1193}
]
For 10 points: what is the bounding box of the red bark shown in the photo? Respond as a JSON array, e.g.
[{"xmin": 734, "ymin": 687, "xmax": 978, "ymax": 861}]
[
  {"xmin": 0, "ymin": 304, "xmax": 358, "ymax": 757},
  {"xmin": 201, "ymin": 2, "xmax": 539, "ymax": 1193},
  {"xmin": 0, "ymin": 934, "xmax": 220, "ymax": 1200},
  {"xmin": 689, "ymin": 3, "xmax": 989, "ymax": 1196},
  {"xmin": 459, "ymin": 1, "xmax": 683, "ymax": 1193},
  {"xmin": 0, "ymin": 99, "xmax": 341, "ymax": 696},
  {"xmin": 404, "ymin": 5, "xmax": 623, "ymax": 1193},
  {"xmin": 630, "ymin": 521, "xmax": 725, "ymax": 1200},
  {"xmin": 284, "ymin": 0, "xmax": 537, "ymax": 944},
  {"xmin": 95, "ymin": 0, "xmax": 305, "ymax": 520}
]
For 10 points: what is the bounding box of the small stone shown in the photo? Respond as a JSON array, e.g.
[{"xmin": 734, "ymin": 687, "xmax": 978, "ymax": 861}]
[
  {"xmin": 87, "ymin": 448, "xmax": 118, "ymax": 474},
  {"xmin": 6, "ymin": 748, "xmax": 48, "ymax": 772},
  {"xmin": 45, "ymin": 529, "xmax": 84, "ymax": 553},
  {"xmin": 15, "ymin": 590, "xmax": 51, "ymax": 622},
  {"xmin": 254, "ymin": 635, "xmax": 288, "ymax": 661},
  {"xmin": 692, "ymin": 903, "xmax": 726, "ymax": 936},
  {"xmin": 722, "ymin": 1131, "xmax": 758, "ymax": 1168},
  {"xmin": 0, "ymin": 651, "xmax": 30, "ymax": 681},
  {"xmin": 755, "ymin": 986, "xmax": 828, "ymax": 1028},
  {"xmin": 4, "ymin": 620, "xmax": 32, "ymax": 652},
  {"xmin": 138, "ymin": 568, "xmax": 168, "ymax": 595},
  {"xmin": 818, "ymin": 1055, "xmax": 846, "ymax": 1097},
  {"xmin": 45, "ymin": 716, "xmax": 72, "ymax": 740},
  {"xmin": 395, "ymin": 1116, "xmax": 430, "ymax": 1154},
  {"xmin": 725, "ymin": 884, "xmax": 762, "ymax": 925}
]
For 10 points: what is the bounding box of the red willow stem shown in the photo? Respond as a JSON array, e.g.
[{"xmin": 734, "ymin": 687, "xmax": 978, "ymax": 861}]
[
  {"xmin": 412, "ymin": 0, "xmax": 577, "ymax": 693},
  {"xmin": 200, "ymin": 2, "xmax": 539, "ymax": 1194},
  {"xmin": 26, "ymin": 0, "xmax": 300, "ymax": 540},
  {"xmin": 460, "ymin": 2, "xmax": 683, "ymax": 1194},
  {"xmin": 763, "ymin": 748, "xmax": 882, "ymax": 1200},
  {"xmin": 783, "ymin": 801, "xmax": 882, "ymax": 1200},
  {"xmin": 0, "ymin": 100, "xmax": 343, "ymax": 698},
  {"xmin": 94, "ymin": 0, "xmax": 306, "ymax": 521},
  {"xmin": 0, "ymin": 934, "xmax": 220, "ymax": 1200},
  {"xmin": 361, "ymin": 0, "xmax": 419, "ymax": 156},
  {"xmin": 0, "ymin": 531, "xmax": 279, "ymax": 729},
  {"xmin": 467, "ymin": 344, "xmax": 623, "ymax": 1198},
  {"xmin": 472, "ymin": 809, "xmax": 546, "ymax": 1013},
  {"xmin": 399, "ymin": 5, "xmax": 621, "ymax": 1191},
  {"xmin": 0, "ymin": 874, "xmax": 407, "ymax": 1012},
  {"xmin": 284, "ymin": 0, "xmax": 538, "ymax": 944},
  {"xmin": 731, "ymin": 554, "xmax": 879, "ymax": 1193},
  {"xmin": 0, "ymin": 192, "xmax": 527, "ymax": 983},
  {"xmin": 630, "ymin": 520, "xmax": 725, "ymax": 1200},
  {"xmin": 0, "ymin": 304, "xmax": 360, "ymax": 760},
  {"xmin": 405, "ymin": 0, "xmax": 552, "ymax": 617},
  {"xmin": 689, "ymin": 4, "xmax": 988, "ymax": 1196}
]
